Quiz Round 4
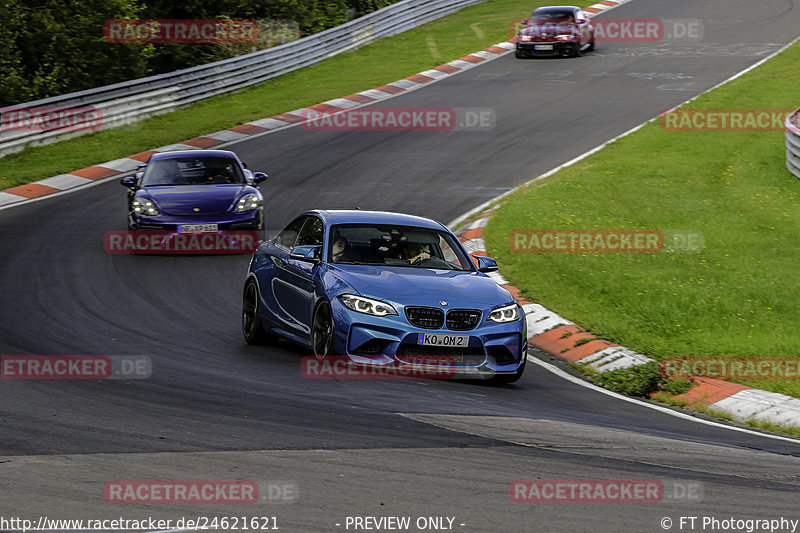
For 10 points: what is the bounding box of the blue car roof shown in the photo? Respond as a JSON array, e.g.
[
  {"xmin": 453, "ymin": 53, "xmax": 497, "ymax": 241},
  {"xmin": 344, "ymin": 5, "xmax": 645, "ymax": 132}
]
[
  {"xmin": 149, "ymin": 150, "xmax": 238, "ymax": 161},
  {"xmin": 312, "ymin": 209, "xmax": 448, "ymax": 231}
]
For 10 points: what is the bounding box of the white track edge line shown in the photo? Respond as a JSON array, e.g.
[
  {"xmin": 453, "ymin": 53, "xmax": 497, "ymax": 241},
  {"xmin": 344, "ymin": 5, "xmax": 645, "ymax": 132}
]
[
  {"xmin": 447, "ymin": 33, "xmax": 800, "ymax": 437},
  {"xmin": 528, "ymin": 355, "xmax": 800, "ymax": 444},
  {"xmin": 448, "ymin": 32, "xmax": 800, "ymax": 230}
]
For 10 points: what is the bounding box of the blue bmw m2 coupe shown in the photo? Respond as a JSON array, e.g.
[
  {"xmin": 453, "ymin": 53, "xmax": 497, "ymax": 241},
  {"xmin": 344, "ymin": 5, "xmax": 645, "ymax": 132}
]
[{"xmin": 242, "ymin": 210, "xmax": 527, "ymax": 383}]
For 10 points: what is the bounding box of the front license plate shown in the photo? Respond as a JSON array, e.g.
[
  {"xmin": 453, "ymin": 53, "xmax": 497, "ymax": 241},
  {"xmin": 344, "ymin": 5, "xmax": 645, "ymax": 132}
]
[
  {"xmin": 178, "ymin": 223, "xmax": 218, "ymax": 232},
  {"xmin": 534, "ymin": 44, "xmax": 554, "ymax": 50},
  {"xmin": 417, "ymin": 333, "xmax": 470, "ymax": 347}
]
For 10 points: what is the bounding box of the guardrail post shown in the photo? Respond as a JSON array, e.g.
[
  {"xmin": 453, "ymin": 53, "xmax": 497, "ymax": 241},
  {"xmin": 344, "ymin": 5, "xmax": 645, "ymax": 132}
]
[{"xmin": 786, "ymin": 107, "xmax": 800, "ymax": 179}]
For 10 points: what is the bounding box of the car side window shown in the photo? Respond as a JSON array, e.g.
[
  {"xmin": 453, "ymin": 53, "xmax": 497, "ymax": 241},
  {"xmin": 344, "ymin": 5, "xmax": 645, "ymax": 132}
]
[
  {"xmin": 277, "ymin": 217, "xmax": 307, "ymax": 249},
  {"xmin": 439, "ymin": 236, "xmax": 465, "ymax": 269},
  {"xmin": 296, "ymin": 216, "xmax": 324, "ymax": 247}
]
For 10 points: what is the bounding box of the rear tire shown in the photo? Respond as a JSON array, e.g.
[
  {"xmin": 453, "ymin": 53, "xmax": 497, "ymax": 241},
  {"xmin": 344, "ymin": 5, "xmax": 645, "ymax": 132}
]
[{"xmin": 242, "ymin": 278, "xmax": 272, "ymax": 345}]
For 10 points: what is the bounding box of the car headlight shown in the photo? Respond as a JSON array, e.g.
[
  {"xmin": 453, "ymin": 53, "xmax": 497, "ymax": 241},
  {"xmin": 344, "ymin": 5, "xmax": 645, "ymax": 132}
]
[
  {"xmin": 235, "ymin": 193, "xmax": 261, "ymax": 213},
  {"xmin": 556, "ymin": 34, "xmax": 574, "ymax": 41},
  {"xmin": 489, "ymin": 304, "xmax": 520, "ymax": 323},
  {"xmin": 340, "ymin": 294, "xmax": 398, "ymax": 317},
  {"xmin": 132, "ymin": 198, "xmax": 159, "ymax": 216},
  {"xmin": 518, "ymin": 35, "xmax": 533, "ymax": 42}
]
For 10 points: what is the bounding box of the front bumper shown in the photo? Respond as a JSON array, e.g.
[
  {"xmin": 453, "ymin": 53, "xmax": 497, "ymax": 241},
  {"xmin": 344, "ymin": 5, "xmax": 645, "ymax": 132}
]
[
  {"xmin": 329, "ymin": 298, "xmax": 526, "ymax": 376},
  {"xmin": 516, "ymin": 41, "xmax": 578, "ymax": 57},
  {"xmin": 130, "ymin": 209, "xmax": 262, "ymax": 230}
]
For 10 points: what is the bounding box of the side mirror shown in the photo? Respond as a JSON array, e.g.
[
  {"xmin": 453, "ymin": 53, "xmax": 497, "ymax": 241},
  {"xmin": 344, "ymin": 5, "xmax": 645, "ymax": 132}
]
[
  {"xmin": 575, "ymin": 18, "xmax": 586, "ymax": 24},
  {"xmin": 253, "ymin": 172, "xmax": 268, "ymax": 183},
  {"xmin": 120, "ymin": 175, "xmax": 138, "ymax": 188},
  {"xmin": 290, "ymin": 245, "xmax": 321, "ymax": 263},
  {"xmin": 474, "ymin": 255, "xmax": 498, "ymax": 273}
]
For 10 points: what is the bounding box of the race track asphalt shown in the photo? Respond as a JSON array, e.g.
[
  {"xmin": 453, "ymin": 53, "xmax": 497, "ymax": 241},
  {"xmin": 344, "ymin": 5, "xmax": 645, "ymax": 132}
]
[{"xmin": 1, "ymin": 0, "xmax": 799, "ymax": 531}]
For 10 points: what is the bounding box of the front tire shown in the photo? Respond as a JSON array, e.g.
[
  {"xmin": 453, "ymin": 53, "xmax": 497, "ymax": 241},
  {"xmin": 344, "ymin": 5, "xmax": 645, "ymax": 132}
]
[
  {"xmin": 312, "ymin": 301, "xmax": 334, "ymax": 357},
  {"xmin": 242, "ymin": 278, "xmax": 272, "ymax": 345}
]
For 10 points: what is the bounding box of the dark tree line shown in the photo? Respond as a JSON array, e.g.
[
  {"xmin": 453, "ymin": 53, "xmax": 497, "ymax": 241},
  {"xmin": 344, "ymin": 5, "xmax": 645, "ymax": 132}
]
[{"xmin": 0, "ymin": 0, "xmax": 401, "ymax": 106}]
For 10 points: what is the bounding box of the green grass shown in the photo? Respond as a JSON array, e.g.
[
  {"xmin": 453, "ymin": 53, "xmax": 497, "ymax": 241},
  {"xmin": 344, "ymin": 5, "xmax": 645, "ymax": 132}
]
[
  {"xmin": 485, "ymin": 40, "xmax": 800, "ymax": 398},
  {"xmin": 0, "ymin": 0, "xmax": 564, "ymax": 189}
]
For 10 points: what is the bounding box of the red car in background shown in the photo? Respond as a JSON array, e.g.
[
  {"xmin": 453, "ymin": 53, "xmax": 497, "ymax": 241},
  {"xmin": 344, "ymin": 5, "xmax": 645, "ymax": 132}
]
[{"xmin": 515, "ymin": 5, "xmax": 595, "ymax": 58}]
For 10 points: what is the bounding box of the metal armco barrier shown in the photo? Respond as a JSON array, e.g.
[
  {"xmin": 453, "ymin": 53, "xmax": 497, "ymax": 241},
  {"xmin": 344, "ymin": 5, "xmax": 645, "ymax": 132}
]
[
  {"xmin": 786, "ymin": 107, "xmax": 800, "ymax": 179},
  {"xmin": 0, "ymin": 0, "xmax": 483, "ymax": 157}
]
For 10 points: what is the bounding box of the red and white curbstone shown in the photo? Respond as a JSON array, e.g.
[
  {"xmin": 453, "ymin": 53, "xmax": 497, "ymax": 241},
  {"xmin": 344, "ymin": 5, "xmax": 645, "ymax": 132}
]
[{"xmin": 453, "ymin": 209, "xmax": 800, "ymax": 430}]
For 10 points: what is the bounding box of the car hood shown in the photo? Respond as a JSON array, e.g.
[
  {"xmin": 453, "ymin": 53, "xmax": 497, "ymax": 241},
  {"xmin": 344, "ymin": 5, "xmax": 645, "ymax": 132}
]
[
  {"xmin": 521, "ymin": 23, "xmax": 576, "ymax": 36},
  {"xmin": 140, "ymin": 185, "xmax": 254, "ymax": 215},
  {"xmin": 330, "ymin": 265, "xmax": 513, "ymax": 307}
]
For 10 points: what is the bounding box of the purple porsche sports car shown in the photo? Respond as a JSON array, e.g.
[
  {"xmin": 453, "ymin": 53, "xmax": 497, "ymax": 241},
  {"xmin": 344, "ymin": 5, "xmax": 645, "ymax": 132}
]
[{"xmin": 121, "ymin": 149, "xmax": 267, "ymax": 232}]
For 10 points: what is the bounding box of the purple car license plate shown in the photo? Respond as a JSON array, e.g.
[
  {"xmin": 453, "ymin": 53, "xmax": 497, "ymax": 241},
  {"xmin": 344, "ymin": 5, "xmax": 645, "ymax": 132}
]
[{"xmin": 178, "ymin": 223, "xmax": 218, "ymax": 232}]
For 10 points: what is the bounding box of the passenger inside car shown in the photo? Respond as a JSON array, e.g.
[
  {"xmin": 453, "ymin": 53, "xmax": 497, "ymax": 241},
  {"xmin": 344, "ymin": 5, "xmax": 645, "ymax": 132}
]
[
  {"xmin": 147, "ymin": 159, "xmax": 181, "ymax": 185},
  {"xmin": 331, "ymin": 233, "xmax": 353, "ymax": 263}
]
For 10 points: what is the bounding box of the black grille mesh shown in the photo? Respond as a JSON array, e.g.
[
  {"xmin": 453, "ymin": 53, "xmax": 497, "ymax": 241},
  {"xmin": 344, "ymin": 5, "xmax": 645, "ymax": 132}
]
[
  {"xmin": 405, "ymin": 307, "xmax": 444, "ymax": 329},
  {"xmin": 396, "ymin": 344, "xmax": 486, "ymax": 367},
  {"xmin": 446, "ymin": 309, "xmax": 481, "ymax": 331}
]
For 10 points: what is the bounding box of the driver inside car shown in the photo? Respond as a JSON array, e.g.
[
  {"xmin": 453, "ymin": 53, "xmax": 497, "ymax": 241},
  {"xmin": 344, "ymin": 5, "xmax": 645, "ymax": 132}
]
[{"xmin": 402, "ymin": 242, "xmax": 430, "ymax": 264}]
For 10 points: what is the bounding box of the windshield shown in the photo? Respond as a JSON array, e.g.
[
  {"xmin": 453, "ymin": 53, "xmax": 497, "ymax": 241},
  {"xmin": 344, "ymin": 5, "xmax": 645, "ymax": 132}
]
[
  {"xmin": 142, "ymin": 156, "xmax": 246, "ymax": 186},
  {"xmin": 529, "ymin": 10, "xmax": 575, "ymax": 23},
  {"xmin": 329, "ymin": 224, "xmax": 473, "ymax": 271}
]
